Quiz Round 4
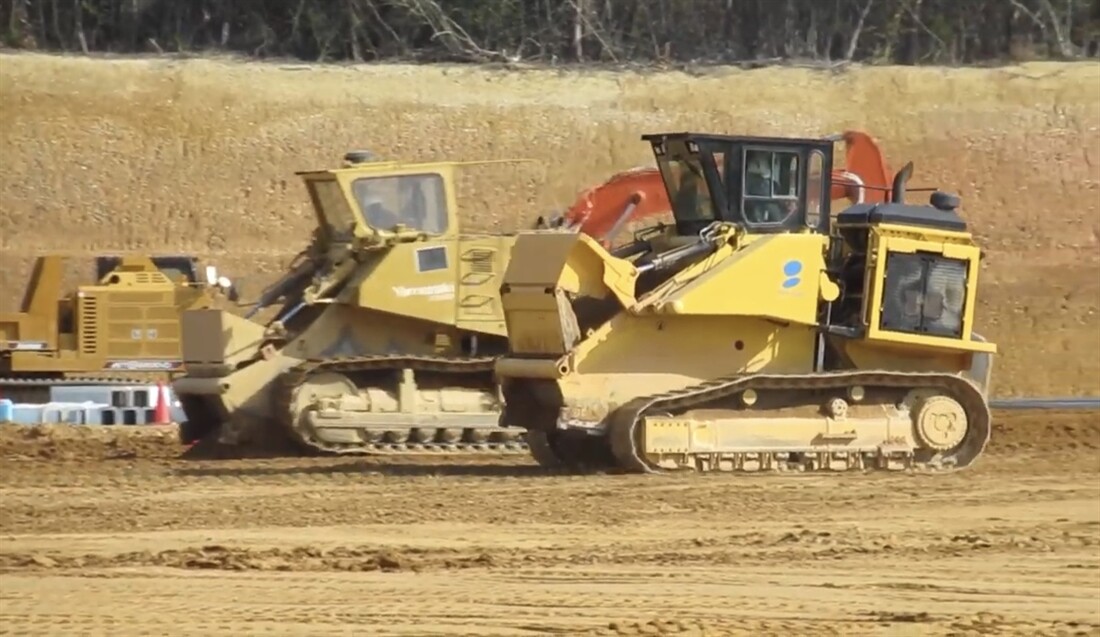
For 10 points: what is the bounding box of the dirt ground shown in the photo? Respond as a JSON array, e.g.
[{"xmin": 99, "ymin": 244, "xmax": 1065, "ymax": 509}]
[
  {"xmin": 0, "ymin": 412, "xmax": 1097, "ymax": 636},
  {"xmin": 1, "ymin": 53, "xmax": 1098, "ymax": 396}
]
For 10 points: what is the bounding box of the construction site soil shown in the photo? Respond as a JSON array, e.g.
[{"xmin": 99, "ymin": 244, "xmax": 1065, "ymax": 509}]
[
  {"xmin": 0, "ymin": 413, "xmax": 1098, "ymax": 636},
  {"xmin": 0, "ymin": 52, "xmax": 1098, "ymax": 635}
]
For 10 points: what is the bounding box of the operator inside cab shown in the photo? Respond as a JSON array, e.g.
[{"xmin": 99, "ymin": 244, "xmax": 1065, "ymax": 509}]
[
  {"xmin": 352, "ymin": 175, "xmax": 447, "ymax": 234},
  {"xmin": 360, "ymin": 193, "xmax": 400, "ymax": 229},
  {"xmin": 670, "ymin": 161, "xmax": 710, "ymax": 221},
  {"xmin": 742, "ymin": 150, "xmax": 801, "ymax": 225}
]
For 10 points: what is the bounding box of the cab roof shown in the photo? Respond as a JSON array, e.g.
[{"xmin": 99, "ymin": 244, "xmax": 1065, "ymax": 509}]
[{"xmin": 641, "ymin": 131, "xmax": 835, "ymax": 150}]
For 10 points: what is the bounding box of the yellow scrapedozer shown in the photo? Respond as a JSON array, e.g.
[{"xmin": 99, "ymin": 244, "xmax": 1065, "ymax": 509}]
[
  {"xmin": 494, "ymin": 131, "xmax": 997, "ymax": 474},
  {"xmin": 174, "ymin": 151, "xmax": 537, "ymax": 454}
]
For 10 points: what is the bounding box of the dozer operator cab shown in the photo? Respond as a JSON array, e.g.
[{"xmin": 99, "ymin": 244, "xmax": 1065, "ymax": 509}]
[
  {"xmin": 298, "ymin": 151, "xmax": 454, "ymax": 249},
  {"xmin": 642, "ymin": 130, "xmax": 992, "ymax": 363},
  {"xmin": 645, "ymin": 132, "xmax": 835, "ymax": 237},
  {"xmin": 245, "ymin": 151, "xmax": 532, "ymax": 337}
]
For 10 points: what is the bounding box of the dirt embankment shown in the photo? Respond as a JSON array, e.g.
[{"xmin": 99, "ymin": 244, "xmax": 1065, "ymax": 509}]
[{"xmin": 1, "ymin": 54, "xmax": 1098, "ymax": 395}]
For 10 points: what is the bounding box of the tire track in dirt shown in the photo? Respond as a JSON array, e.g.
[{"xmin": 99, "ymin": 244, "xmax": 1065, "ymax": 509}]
[
  {"xmin": 0, "ymin": 544, "xmax": 493, "ymax": 574},
  {"xmin": 0, "ymin": 412, "xmax": 1096, "ymax": 537},
  {"xmin": 0, "ymin": 463, "xmax": 1093, "ymax": 536},
  {"xmin": 3, "ymin": 558, "xmax": 1095, "ymax": 637},
  {"xmin": 2, "ymin": 515, "xmax": 1096, "ymax": 574}
]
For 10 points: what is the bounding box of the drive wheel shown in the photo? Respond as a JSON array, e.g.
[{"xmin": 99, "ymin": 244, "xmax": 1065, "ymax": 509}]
[{"xmin": 913, "ymin": 394, "xmax": 969, "ymax": 452}]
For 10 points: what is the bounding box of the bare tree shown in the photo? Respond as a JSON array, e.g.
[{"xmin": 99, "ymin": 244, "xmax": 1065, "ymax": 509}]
[
  {"xmin": 0, "ymin": 0, "xmax": 1093, "ymax": 65},
  {"xmin": 389, "ymin": 0, "xmax": 504, "ymax": 61},
  {"xmin": 846, "ymin": 0, "xmax": 876, "ymax": 61}
]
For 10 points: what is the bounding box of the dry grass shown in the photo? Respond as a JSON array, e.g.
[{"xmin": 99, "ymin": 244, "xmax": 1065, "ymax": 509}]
[{"xmin": 0, "ymin": 52, "xmax": 1097, "ymax": 395}]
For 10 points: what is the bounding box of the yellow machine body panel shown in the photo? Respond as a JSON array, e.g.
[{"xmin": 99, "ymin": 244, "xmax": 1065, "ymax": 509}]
[
  {"xmin": 343, "ymin": 234, "xmax": 514, "ymax": 338},
  {"xmin": 500, "ymin": 231, "xmax": 638, "ymax": 358},
  {"xmin": 0, "ymin": 256, "xmax": 65, "ymax": 349},
  {"xmin": 498, "ymin": 228, "xmax": 827, "ymax": 423},
  {"xmin": 631, "ymin": 232, "xmax": 838, "ymax": 322}
]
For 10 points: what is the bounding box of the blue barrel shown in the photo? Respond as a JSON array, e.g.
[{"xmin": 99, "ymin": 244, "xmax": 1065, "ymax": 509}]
[{"xmin": 0, "ymin": 399, "xmax": 13, "ymax": 423}]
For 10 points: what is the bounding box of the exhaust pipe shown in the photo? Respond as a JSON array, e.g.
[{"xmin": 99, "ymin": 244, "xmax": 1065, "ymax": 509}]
[{"xmin": 891, "ymin": 161, "xmax": 914, "ymax": 204}]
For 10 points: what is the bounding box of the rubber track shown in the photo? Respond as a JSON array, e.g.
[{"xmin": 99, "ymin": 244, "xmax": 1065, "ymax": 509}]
[
  {"xmin": 273, "ymin": 354, "xmax": 530, "ymax": 455},
  {"xmin": 607, "ymin": 368, "xmax": 990, "ymax": 474}
]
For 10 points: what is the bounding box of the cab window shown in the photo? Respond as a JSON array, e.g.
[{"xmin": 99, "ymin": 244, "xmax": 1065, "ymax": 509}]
[
  {"xmin": 350, "ymin": 173, "xmax": 449, "ymax": 234},
  {"xmin": 659, "ymin": 156, "xmax": 716, "ymax": 226},
  {"xmin": 741, "ymin": 149, "xmax": 802, "ymax": 226},
  {"xmin": 304, "ymin": 178, "xmax": 357, "ymax": 238}
]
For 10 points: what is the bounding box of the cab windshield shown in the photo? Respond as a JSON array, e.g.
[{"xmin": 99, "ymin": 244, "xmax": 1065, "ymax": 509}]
[
  {"xmin": 350, "ymin": 173, "xmax": 449, "ymax": 234},
  {"xmin": 658, "ymin": 156, "xmax": 716, "ymax": 226}
]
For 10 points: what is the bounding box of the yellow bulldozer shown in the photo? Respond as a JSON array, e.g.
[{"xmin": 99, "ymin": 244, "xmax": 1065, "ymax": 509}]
[
  {"xmin": 0, "ymin": 254, "xmax": 238, "ymax": 403},
  {"xmin": 494, "ymin": 131, "xmax": 997, "ymax": 474},
  {"xmin": 173, "ymin": 152, "xmax": 534, "ymax": 454}
]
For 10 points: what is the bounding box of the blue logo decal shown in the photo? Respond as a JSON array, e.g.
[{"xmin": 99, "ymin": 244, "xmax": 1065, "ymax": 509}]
[{"xmin": 781, "ymin": 260, "xmax": 802, "ymax": 289}]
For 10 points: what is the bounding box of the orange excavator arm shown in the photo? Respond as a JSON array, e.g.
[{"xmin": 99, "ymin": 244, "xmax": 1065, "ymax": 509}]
[
  {"xmin": 543, "ymin": 130, "xmax": 895, "ymax": 243},
  {"xmin": 829, "ymin": 130, "xmax": 893, "ymax": 205},
  {"xmin": 548, "ymin": 167, "xmax": 671, "ymax": 244}
]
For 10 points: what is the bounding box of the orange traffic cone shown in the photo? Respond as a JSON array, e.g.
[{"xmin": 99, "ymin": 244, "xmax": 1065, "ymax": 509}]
[{"xmin": 153, "ymin": 381, "xmax": 171, "ymax": 425}]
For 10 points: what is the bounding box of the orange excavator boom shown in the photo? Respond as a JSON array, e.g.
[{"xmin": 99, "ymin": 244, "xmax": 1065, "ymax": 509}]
[
  {"xmin": 828, "ymin": 130, "xmax": 893, "ymax": 205},
  {"xmin": 542, "ymin": 130, "xmax": 895, "ymax": 243},
  {"xmin": 551, "ymin": 167, "xmax": 671, "ymax": 244}
]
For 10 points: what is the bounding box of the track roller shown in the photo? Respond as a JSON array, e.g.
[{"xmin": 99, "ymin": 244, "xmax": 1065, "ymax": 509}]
[{"xmin": 274, "ymin": 355, "xmax": 530, "ymax": 456}]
